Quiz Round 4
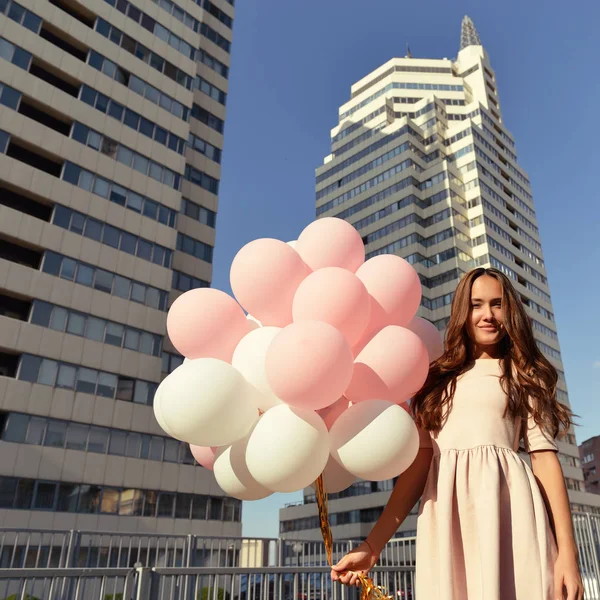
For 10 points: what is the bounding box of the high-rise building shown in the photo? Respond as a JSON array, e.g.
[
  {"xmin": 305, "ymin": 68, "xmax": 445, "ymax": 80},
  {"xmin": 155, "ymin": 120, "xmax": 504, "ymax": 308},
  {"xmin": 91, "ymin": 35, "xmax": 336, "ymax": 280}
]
[
  {"xmin": 0, "ymin": 0, "xmax": 241, "ymax": 535},
  {"xmin": 280, "ymin": 16, "xmax": 600, "ymax": 541},
  {"xmin": 580, "ymin": 436, "xmax": 600, "ymax": 495}
]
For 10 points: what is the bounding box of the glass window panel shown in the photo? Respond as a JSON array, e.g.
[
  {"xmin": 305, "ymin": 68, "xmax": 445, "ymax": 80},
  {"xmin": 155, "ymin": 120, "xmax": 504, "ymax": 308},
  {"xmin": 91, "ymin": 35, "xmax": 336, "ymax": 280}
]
[
  {"xmin": 191, "ymin": 495, "xmax": 207, "ymax": 520},
  {"xmin": 132, "ymin": 153, "xmax": 149, "ymax": 174},
  {"xmin": 209, "ymin": 497, "xmax": 223, "ymax": 520},
  {"xmin": 124, "ymin": 329, "xmax": 140, "ymax": 351},
  {"xmin": 131, "ymin": 282, "xmax": 146, "ymax": 303},
  {"xmin": 65, "ymin": 423, "xmax": 88, "ymax": 451},
  {"xmin": 223, "ymin": 498, "xmax": 235, "ymax": 521},
  {"xmin": 116, "ymin": 378, "xmax": 134, "ymax": 402},
  {"xmin": 139, "ymin": 332, "xmax": 154, "ymax": 356},
  {"xmin": 164, "ymin": 439, "xmax": 179, "ymax": 463},
  {"xmin": 180, "ymin": 444, "xmax": 194, "ymax": 465},
  {"xmin": 30, "ymin": 300, "xmax": 52, "ymax": 327},
  {"xmin": 113, "ymin": 275, "xmax": 131, "ymax": 299},
  {"xmin": 88, "ymin": 427, "xmax": 108, "ymax": 453},
  {"xmin": 93, "ymin": 177, "xmax": 110, "ymax": 198},
  {"xmin": 144, "ymin": 85, "xmax": 160, "ymax": 104},
  {"xmin": 66, "ymin": 312, "xmax": 86, "ymax": 336},
  {"xmin": 105, "ymin": 323, "xmax": 124, "ymax": 346},
  {"xmin": 60, "ymin": 258, "xmax": 76, "ymax": 280},
  {"xmin": 49, "ymin": 306, "xmax": 68, "ymax": 331},
  {"xmin": 149, "ymin": 53, "xmax": 164, "ymax": 71},
  {"xmin": 75, "ymin": 368, "xmax": 97, "ymax": 395},
  {"xmin": 139, "ymin": 435, "xmax": 150, "ymax": 460},
  {"xmin": 79, "ymin": 170, "xmax": 94, "ymax": 191},
  {"xmin": 157, "ymin": 493, "xmax": 175, "ymax": 517},
  {"xmin": 126, "ymin": 192, "xmax": 143, "ymax": 213},
  {"xmin": 151, "ymin": 246, "xmax": 164, "ymax": 266},
  {"xmin": 85, "ymin": 317, "xmax": 105, "ymax": 342},
  {"xmin": 120, "ymin": 232, "xmax": 137, "ymax": 254},
  {"xmin": 102, "ymin": 225, "xmax": 120, "ymax": 248},
  {"xmin": 142, "ymin": 491, "xmax": 157, "ymax": 517},
  {"xmin": 125, "ymin": 432, "xmax": 141, "ymax": 458},
  {"xmin": 136, "ymin": 239, "xmax": 152, "ymax": 261},
  {"xmin": 175, "ymin": 494, "xmax": 191, "ymax": 519},
  {"xmin": 78, "ymin": 485, "xmax": 101, "ymax": 513},
  {"xmin": 162, "ymin": 169, "xmax": 175, "ymax": 189},
  {"xmin": 34, "ymin": 482, "xmax": 57, "ymax": 509},
  {"xmin": 145, "ymin": 287, "xmax": 160, "ymax": 309},
  {"xmin": 110, "ymin": 185, "xmax": 127, "ymax": 206},
  {"xmin": 75, "ymin": 263, "xmax": 94, "ymax": 286},
  {"xmin": 101, "ymin": 488, "xmax": 119, "ymax": 514},
  {"xmin": 18, "ymin": 354, "xmax": 42, "ymax": 383},
  {"xmin": 38, "ymin": 359, "xmax": 58, "ymax": 386},
  {"xmin": 15, "ymin": 479, "xmax": 34, "ymax": 509},
  {"xmin": 56, "ymin": 364, "xmax": 76, "ymax": 389},
  {"xmin": 119, "ymin": 489, "xmax": 143, "ymax": 516},
  {"xmin": 44, "ymin": 420, "xmax": 67, "ymax": 448},
  {"xmin": 149, "ymin": 162, "xmax": 162, "ymax": 182},
  {"xmin": 42, "ymin": 252, "xmax": 62, "ymax": 276},
  {"xmin": 140, "ymin": 14, "xmax": 154, "ymax": 32},
  {"xmin": 139, "ymin": 117, "xmax": 154, "ymax": 137},
  {"xmin": 26, "ymin": 417, "xmax": 46, "ymax": 445},
  {"xmin": 94, "ymin": 269, "xmax": 113, "ymax": 294},
  {"xmin": 108, "ymin": 100, "xmax": 123, "ymax": 120},
  {"xmin": 87, "ymin": 130, "xmax": 102, "ymax": 150},
  {"xmin": 149, "ymin": 436, "xmax": 163, "ymax": 461},
  {"xmin": 142, "ymin": 199, "xmax": 158, "ymax": 220},
  {"xmin": 153, "ymin": 126, "xmax": 167, "ymax": 145},
  {"xmin": 2, "ymin": 413, "xmax": 29, "ymax": 443},
  {"xmin": 116, "ymin": 145, "xmax": 133, "ymax": 167},
  {"xmin": 124, "ymin": 109, "xmax": 139, "ymax": 129},
  {"xmin": 133, "ymin": 380, "xmax": 150, "ymax": 405},
  {"xmin": 57, "ymin": 483, "xmax": 79, "ymax": 512},
  {"xmin": 97, "ymin": 373, "xmax": 117, "ymax": 399},
  {"xmin": 109, "ymin": 430, "xmax": 127, "ymax": 455},
  {"xmin": 158, "ymin": 205, "xmax": 170, "ymax": 225}
]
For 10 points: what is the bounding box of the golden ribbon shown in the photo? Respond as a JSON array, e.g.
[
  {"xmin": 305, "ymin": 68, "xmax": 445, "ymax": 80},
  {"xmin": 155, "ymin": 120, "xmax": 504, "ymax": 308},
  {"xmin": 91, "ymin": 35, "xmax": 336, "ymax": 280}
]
[{"xmin": 315, "ymin": 474, "xmax": 393, "ymax": 600}]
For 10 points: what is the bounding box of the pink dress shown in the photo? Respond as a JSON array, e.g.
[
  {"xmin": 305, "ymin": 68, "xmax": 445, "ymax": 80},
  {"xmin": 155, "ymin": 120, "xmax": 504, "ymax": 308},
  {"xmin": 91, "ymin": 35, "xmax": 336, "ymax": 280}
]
[{"xmin": 415, "ymin": 358, "xmax": 558, "ymax": 600}]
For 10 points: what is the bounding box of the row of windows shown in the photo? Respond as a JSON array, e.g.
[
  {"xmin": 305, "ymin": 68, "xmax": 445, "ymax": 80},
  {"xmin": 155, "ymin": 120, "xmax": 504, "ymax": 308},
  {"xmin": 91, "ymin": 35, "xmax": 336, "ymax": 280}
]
[
  {"xmin": 87, "ymin": 49, "xmax": 188, "ymax": 121},
  {"xmin": 162, "ymin": 351, "xmax": 184, "ymax": 374},
  {"xmin": 486, "ymin": 231, "xmax": 546, "ymax": 286},
  {"xmin": 317, "ymin": 141, "xmax": 414, "ymax": 200},
  {"xmin": 480, "ymin": 123, "xmax": 517, "ymax": 162},
  {"xmin": 17, "ymin": 354, "xmax": 157, "ymax": 405},
  {"xmin": 0, "ymin": 129, "xmax": 8, "ymax": 153},
  {"xmin": 79, "ymin": 85, "xmax": 187, "ymax": 154},
  {"xmin": 478, "ymin": 109, "xmax": 515, "ymax": 149},
  {"xmin": 0, "ymin": 477, "xmax": 241, "ymax": 521},
  {"xmin": 320, "ymin": 124, "xmax": 420, "ymax": 184},
  {"xmin": 61, "ymin": 162, "xmax": 178, "ymax": 228},
  {"xmin": 281, "ymin": 505, "xmax": 387, "ymax": 532},
  {"xmin": 176, "ymin": 232, "xmax": 213, "ymax": 263},
  {"xmin": 559, "ymin": 453, "xmax": 581, "ymax": 468},
  {"xmin": 30, "ymin": 300, "xmax": 162, "ymax": 357},
  {"xmin": 184, "ymin": 164, "xmax": 220, "ymax": 195},
  {"xmin": 537, "ymin": 340, "xmax": 561, "ymax": 361},
  {"xmin": 479, "ymin": 180, "xmax": 539, "ymax": 235},
  {"xmin": 351, "ymin": 64, "xmax": 453, "ymax": 99},
  {"xmin": 191, "ymin": 103, "xmax": 225, "ymax": 134},
  {"xmin": 305, "ymin": 480, "xmax": 396, "ymax": 505},
  {"xmin": 181, "ymin": 198, "xmax": 217, "ymax": 227},
  {"xmin": 0, "ymin": 36, "xmax": 32, "ymax": 71},
  {"xmin": 341, "ymin": 82, "xmax": 463, "ymax": 120},
  {"xmin": 172, "ymin": 269, "xmax": 210, "ymax": 293},
  {"xmin": 53, "ymin": 198, "xmax": 173, "ymax": 270},
  {"xmin": 42, "ymin": 252, "xmax": 169, "ymax": 312},
  {"xmin": 459, "ymin": 64, "xmax": 479, "ymax": 78},
  {"xmin": 366, "ymin": 246, "xmax": 468, "ymax": 275},
  {"xmin": 149, "ymin": 0, "xmax": 233, "ymax": 54},
  {"xmin": 0, "ymin": 0, "xmax": 41, "ymax": 33},
  {"xmin": 481, "ymin": 200, "xmax": 539, "ymax": 257},
  {"xmin": 526, "ymin": 280, "xmax": 551, "ymax": 304},
  {"xmin": 1, "ymin": 412, "xmax": 193, "ymax": 465},
  {"xmin": 0, "ymin": 82, "xmax": 19, "ymax": 112},
  {"xmin": 202, "ymin": 0, "xmax": 233, "ymax": 28},
  {"xmin": 197, "ymin": 48, "xmax": 229, "ymax": 79},
  {"xmin": 101, "ymin": 0, "xmax": 195, "ymax": 62},
  {"xmin": 420, "ymin": 268, "xmax": 462, "ymax": 290},
  {"xmin": 71, "ymin": 123, "xmax": 181, "ymax": 191},
  {"xmin": 582, "ymin": 453, "xmax": 595, "ymax": 465},
  {"xmin": 333, "ymin": 106, "xmax": 386, "ymax": 143},
  {"xmin": 188, "ymin": 132, "xmax": 221, "ymax": 163},
  {"xmin": 367, "ymin": 226, "xmax": 455, "ymax": 257},
  {"xmin": 193, "ymin": 74, "xmax": 227, "ymax": 105},
  {"xmin": 483, "ymin": 217, "xmax": 543, "ymax": 268},
  {"xmin": 317, "ymin": 159, "xmax": 416, "ymax": 215},
  {"xmin": 565, "ymin": 478, "xmax": 585, "ymax": 492}
]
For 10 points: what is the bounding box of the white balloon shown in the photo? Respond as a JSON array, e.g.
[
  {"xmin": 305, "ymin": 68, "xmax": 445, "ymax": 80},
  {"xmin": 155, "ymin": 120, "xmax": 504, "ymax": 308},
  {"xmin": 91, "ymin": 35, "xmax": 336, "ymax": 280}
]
[
  {"xmin": 157, "ymin": 358, "xmax": 260, "ymax": 447},
  {"xmin": 407, "ymin": 316, "xmax": 444, "ymax": 362},
  {"xmin": 152, "ymin": 385, "xmax": 171, "ymax": 436},
  {"xmin": 246, "ymin": 405, "xmax": 330, "ymax": 493},
  {"xmin": 246, "ymin": 313, "xmax": 262, "ymax": 329},
  {"xmin": 232, "ymin": 327, "xmax": 283, "ymax": 411},
  {"xmin": 214, "ymin": 429, "xmax": 273, "ymax": 501},
  {"xmin": 330, "ymin": 399, "xmax": 419, "ymax": 481},
  {"xmin": 310, "ymin": 454, "xmax": 356, "ymax": 494},
  {"xmin": 286, "ymin": 240, "xmax": 297, "ymax": 249}
]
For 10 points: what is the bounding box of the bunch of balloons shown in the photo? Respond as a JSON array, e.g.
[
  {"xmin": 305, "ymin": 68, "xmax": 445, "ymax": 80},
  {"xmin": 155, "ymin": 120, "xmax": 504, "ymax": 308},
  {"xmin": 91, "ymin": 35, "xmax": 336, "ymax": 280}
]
[{"xmin": 154, "ymin": 218, "xmax": 443, "ymax": 500}]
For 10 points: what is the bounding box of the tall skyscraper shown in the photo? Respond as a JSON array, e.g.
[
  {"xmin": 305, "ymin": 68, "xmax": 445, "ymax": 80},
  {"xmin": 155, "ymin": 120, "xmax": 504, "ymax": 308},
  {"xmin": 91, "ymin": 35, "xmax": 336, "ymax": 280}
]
[
  {"xmin": 0, "ymin": 0, "xmax": 241, "ymax": 535},
  {"xmin": 280, "ymin": 16, "xmax": 600, "ymax": 541}
]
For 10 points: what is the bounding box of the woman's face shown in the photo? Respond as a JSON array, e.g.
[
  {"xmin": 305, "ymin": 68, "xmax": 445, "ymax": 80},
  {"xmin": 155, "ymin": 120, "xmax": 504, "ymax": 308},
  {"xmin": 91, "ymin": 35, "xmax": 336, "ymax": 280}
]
[{"xmin": 467, "ymin": 274, "xmax": 506, "ymax": 351}]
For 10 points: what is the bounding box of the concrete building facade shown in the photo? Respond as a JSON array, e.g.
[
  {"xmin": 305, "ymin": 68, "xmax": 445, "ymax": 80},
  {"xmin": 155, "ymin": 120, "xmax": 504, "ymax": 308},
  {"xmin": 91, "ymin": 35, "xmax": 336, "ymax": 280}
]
[
  {"xmin": 0, "ymin": 0, "xmax": 240, "ymax": 535},
  {"xmin": 280, "ymin": 16, "xmax": 600, "ymax": 541},
  {"xmin": 580, "ymin": 435, "xmax": 600, "ymax": 495}
]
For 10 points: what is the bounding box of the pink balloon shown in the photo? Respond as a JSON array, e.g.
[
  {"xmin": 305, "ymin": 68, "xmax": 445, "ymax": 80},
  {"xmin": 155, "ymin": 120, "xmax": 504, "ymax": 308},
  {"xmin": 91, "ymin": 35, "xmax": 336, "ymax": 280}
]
[
  {"xmin": 190, "ymin": 445, "xmax": 218, "ymax": 470},
  {"xmin": 295, "ymin": 218, "xmax": 365, "ymax": 272},
  {"xmin": 345, "ymin": 326, "xmax": 429, "ymax": 404},
  {"xmin": 265, "ymin": 321, "xmax": 354, "ymax": 411},
  {"xmin": 317, "ymin": 396, "xmax": 351, "ymax": 430},
  {"xmin": 407, "ymin": 317, "xmax": 444, "ymax": 362},
  {"xmin": 351, "ymin": 295, "xmax": 387, "ymax": 357},
  {"xmin": 167, "ymin": 289, "xmax": 251, "ymax": 362},
  {"xmin": 230, "ymin": 239, "xmax": 311, "ymax": 327},
  {"xmin": 355, "ymin": 255, "xmax": 421, "ymax": 327},
  {"xmin": 292, "ymin": 267, "xmax": 370, "ymax": 347}
]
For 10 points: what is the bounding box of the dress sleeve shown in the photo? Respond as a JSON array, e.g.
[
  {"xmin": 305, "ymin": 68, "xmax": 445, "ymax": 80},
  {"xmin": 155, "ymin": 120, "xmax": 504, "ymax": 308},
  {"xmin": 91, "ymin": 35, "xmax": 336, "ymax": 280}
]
[{"xmin": 522, "ymin": 401, "xmax": 558, "ymax": 453}]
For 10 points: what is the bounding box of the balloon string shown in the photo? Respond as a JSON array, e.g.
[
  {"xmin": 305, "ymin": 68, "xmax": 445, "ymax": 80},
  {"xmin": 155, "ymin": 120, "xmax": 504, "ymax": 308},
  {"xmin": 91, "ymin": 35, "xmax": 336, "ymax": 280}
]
[{"xmin": 315, "ymin": 475, "xmax": 392, "ymax": 600}]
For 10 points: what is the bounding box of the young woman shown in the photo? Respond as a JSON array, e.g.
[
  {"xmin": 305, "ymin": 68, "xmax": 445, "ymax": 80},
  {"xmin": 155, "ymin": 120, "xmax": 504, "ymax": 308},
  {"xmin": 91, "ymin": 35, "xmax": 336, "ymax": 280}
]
[{"xmin": 331, "ymin": 268, "xmax": 584, "ymax": 600}]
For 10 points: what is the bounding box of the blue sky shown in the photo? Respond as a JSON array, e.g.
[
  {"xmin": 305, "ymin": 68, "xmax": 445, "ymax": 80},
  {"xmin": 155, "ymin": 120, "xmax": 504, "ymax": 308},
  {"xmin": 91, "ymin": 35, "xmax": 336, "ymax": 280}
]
[{"xmin": 210, "ymin": 0, "xmax": 600, "ymax": 538}]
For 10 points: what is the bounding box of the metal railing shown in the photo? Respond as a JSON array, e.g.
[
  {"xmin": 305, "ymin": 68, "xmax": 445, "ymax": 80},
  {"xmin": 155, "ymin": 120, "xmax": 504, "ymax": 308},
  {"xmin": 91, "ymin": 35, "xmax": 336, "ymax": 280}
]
[{"xmin": 0, "ymin": 511, "xmax": 597, "ymax": 599}]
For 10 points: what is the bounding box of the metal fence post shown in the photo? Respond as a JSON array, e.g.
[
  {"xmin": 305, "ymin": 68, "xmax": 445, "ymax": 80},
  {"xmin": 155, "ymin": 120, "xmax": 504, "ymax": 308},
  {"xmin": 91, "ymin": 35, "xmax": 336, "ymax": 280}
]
[{"xmin": 135, "ymin": 566, "xmax": 160, "ymax": 600}]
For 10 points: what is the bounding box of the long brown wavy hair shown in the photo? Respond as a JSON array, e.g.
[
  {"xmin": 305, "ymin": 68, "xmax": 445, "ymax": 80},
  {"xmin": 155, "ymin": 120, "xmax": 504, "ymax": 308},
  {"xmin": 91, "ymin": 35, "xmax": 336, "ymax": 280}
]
[{"xmin": 412, "ymin": 268, "xmax": 573, "ymax": 439}]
